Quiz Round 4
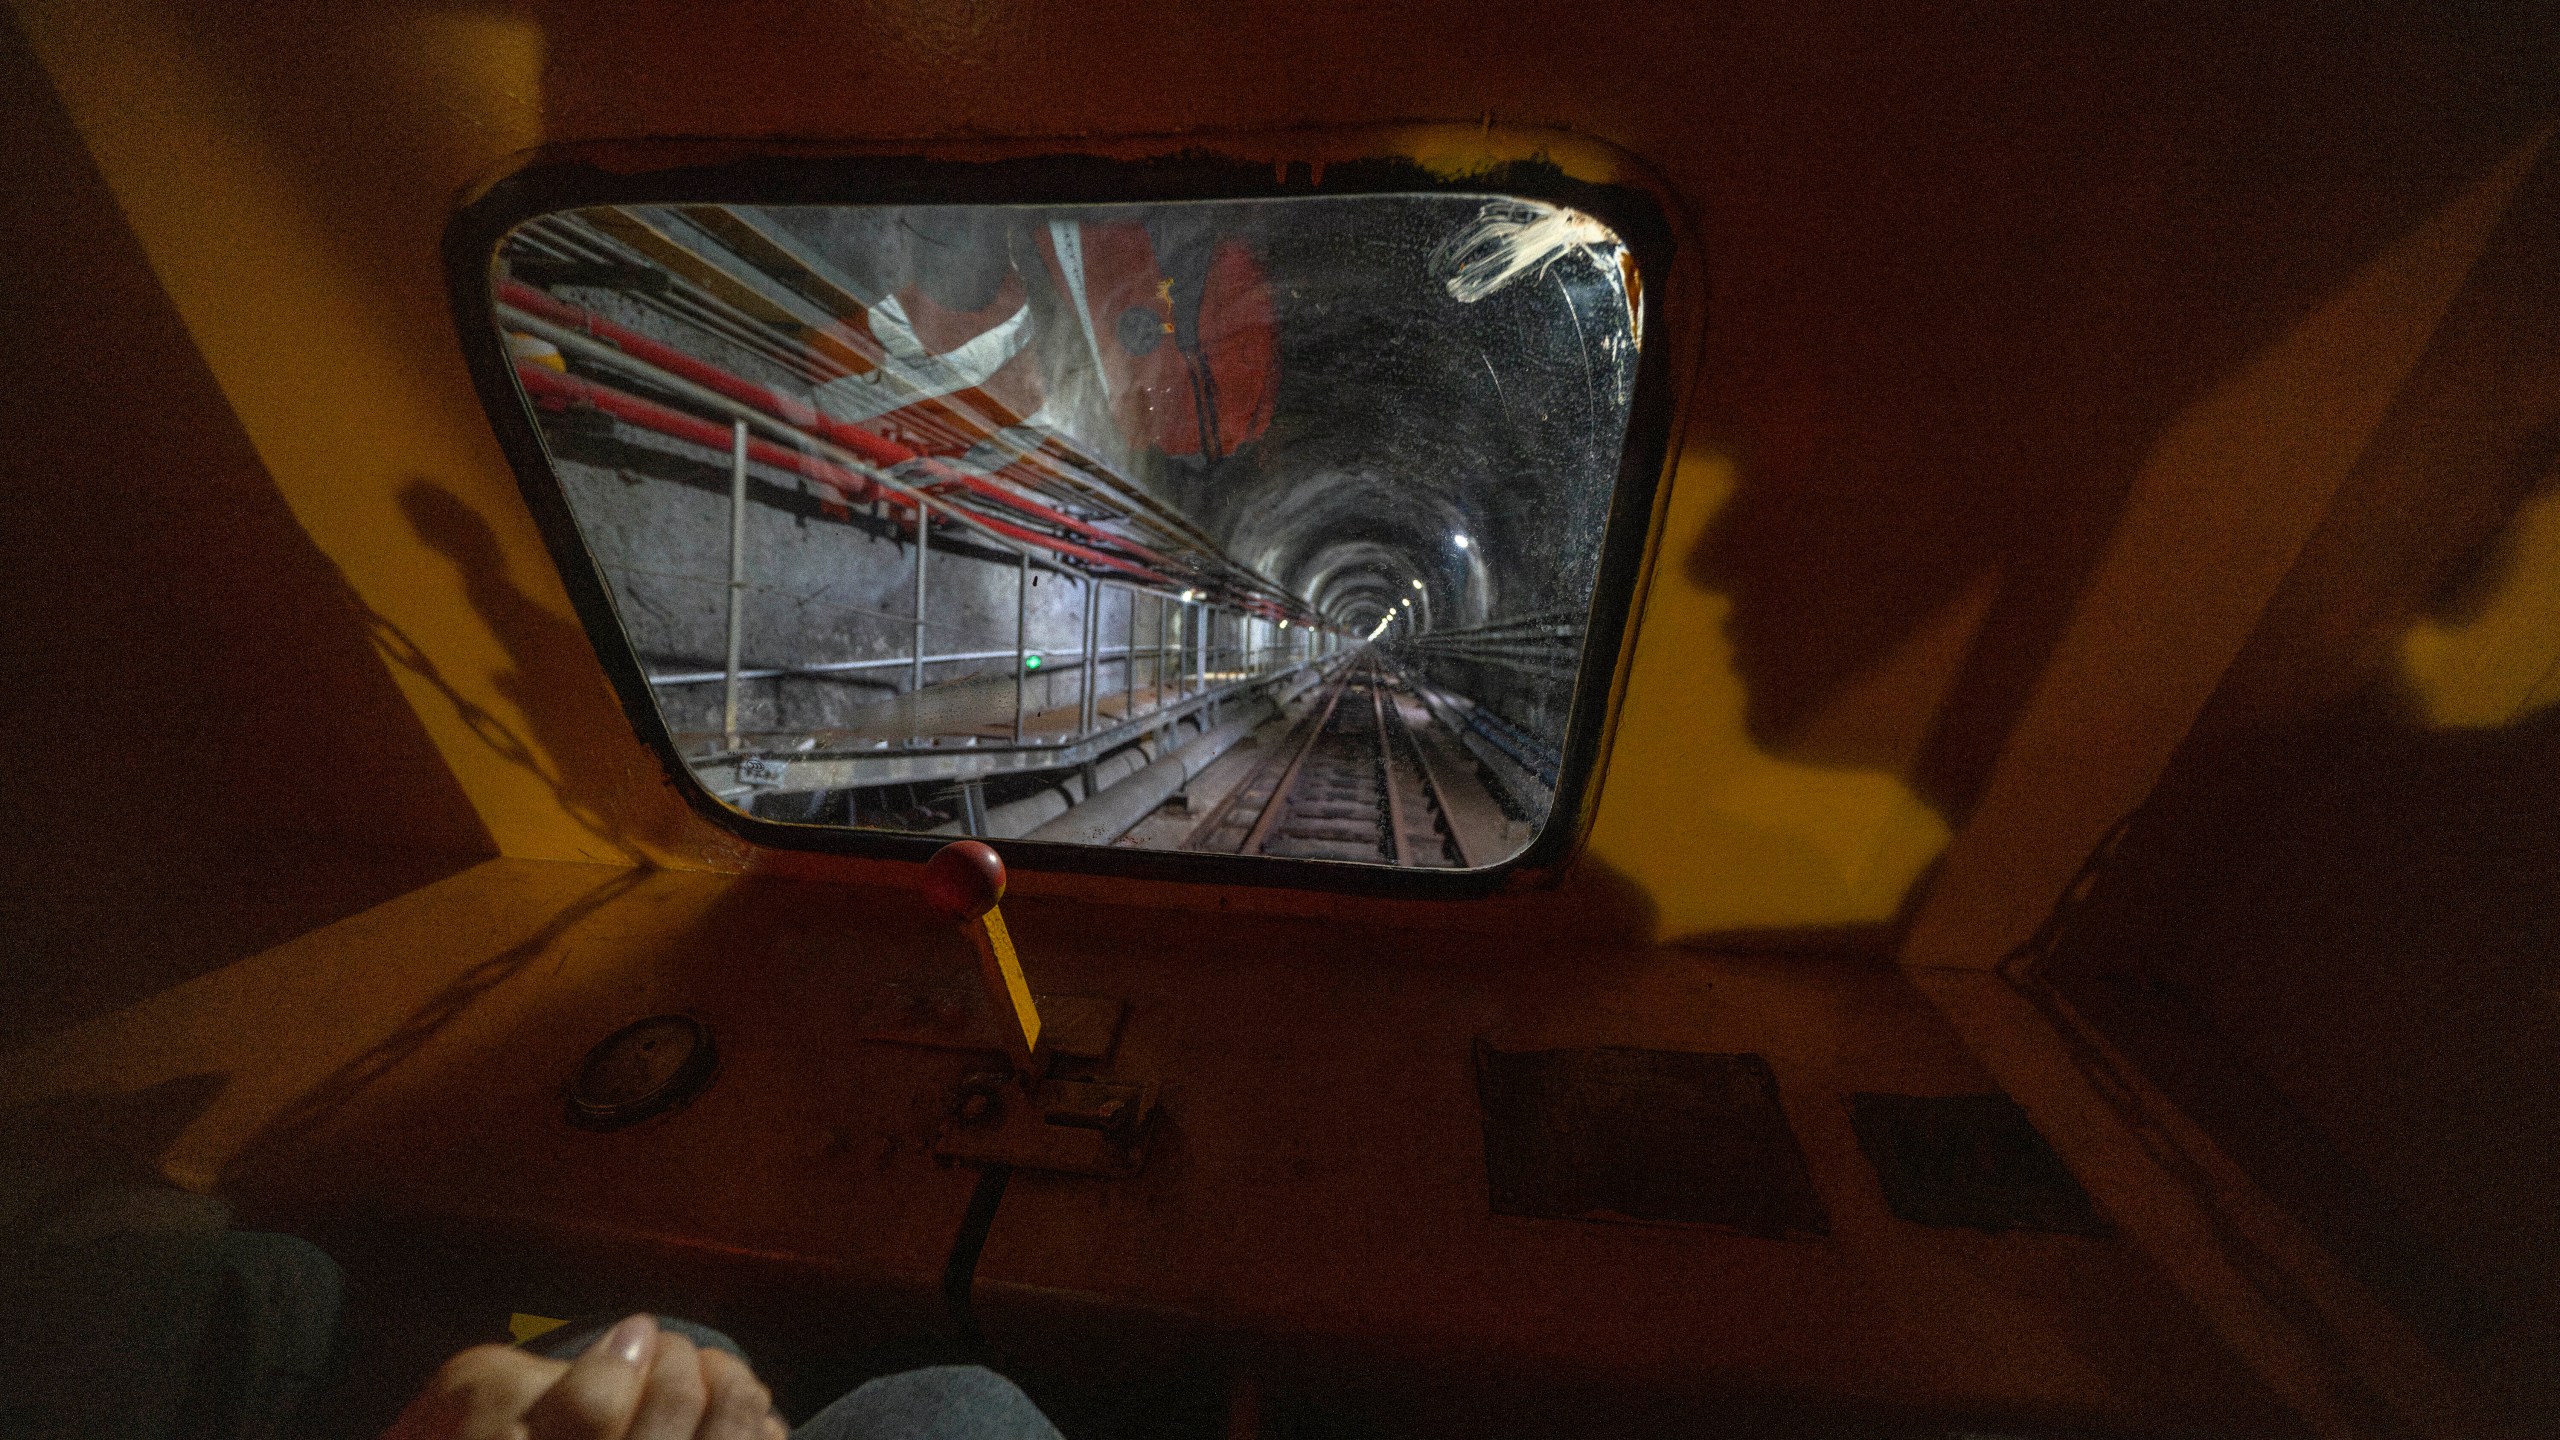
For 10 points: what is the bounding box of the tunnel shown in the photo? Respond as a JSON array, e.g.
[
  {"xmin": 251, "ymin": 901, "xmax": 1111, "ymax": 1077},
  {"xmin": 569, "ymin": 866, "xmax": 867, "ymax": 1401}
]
[{"xmin": 494, "ymin": 194, "xmax": 1637, "ymax": 868}]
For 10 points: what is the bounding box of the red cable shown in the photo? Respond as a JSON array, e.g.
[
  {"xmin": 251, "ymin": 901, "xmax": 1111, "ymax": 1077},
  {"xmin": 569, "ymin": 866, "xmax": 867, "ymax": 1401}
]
[
  {"xmin": 500, "ymin": 280, "xmax": 1178, "ymax": 571},
  {"xmin": 513, "ymin": 361, "xmax": 1175, "ymax": 587},
  {"xmin": 516, "ymin": 361, "xmax": 878, "ymax": 504}
]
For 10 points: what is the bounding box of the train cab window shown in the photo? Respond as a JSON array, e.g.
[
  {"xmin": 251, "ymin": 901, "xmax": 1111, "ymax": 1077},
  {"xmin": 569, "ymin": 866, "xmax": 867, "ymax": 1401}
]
[{"xmin": 469, "ymin": 184, "xmax": 1662, "ymax": 882}]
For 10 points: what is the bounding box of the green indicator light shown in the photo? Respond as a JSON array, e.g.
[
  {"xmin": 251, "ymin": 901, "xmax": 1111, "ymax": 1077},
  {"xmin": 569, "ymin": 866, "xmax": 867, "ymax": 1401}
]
[{"xmin": 1023, "ymin": 654, "xmax": 1043, "ymax": 671}]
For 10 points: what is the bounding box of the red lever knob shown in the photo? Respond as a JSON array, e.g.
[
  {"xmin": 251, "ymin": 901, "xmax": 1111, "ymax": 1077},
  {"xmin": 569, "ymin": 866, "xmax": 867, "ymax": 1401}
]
[
  {"xmin": 923, "ymin": 839, "xmax": 1040, "ymax": 1072},
  {"xmin": 922, "ymin": 840, "xmax": 1007, "ymax": 922}
]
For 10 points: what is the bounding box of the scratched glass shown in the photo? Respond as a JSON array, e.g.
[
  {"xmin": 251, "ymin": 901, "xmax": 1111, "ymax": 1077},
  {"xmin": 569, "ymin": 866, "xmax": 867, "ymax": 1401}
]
[{"xmin": 488, "ymin": 196, "xmax": 1637, "ymax": 869}]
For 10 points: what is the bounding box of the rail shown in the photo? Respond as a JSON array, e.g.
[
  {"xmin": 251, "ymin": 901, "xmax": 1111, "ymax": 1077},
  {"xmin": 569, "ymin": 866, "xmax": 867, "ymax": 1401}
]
[{"xmin": 1181, "ymin": 657, "xmax": 1476, "ymax": 867}]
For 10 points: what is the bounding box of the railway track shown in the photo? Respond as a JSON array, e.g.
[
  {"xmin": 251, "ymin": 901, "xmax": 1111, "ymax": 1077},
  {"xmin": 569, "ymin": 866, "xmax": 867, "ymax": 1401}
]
[{"xmin": 1183, "ymin": 657, "xmax": 1476, "ymax": 867}]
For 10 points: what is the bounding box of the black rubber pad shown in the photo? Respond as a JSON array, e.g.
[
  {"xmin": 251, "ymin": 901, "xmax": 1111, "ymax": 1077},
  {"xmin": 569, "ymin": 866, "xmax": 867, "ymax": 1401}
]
[
  {"xmin": 1473, "ymin": 1042, "xmax": 1829, "ymax": 1237},
  {"xmin": 1848, "ymin": 1092, "xmax": 2107, "ymax": 1235}
]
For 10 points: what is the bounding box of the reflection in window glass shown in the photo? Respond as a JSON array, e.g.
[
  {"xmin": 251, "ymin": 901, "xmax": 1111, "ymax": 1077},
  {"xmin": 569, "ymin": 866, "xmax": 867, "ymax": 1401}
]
[{"xmin": 489, "ymin": 195, "xmax": 1637, "ymax": 869}]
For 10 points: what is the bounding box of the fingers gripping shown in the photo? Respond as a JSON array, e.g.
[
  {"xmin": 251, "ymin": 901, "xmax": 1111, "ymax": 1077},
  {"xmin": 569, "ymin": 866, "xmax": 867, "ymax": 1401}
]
[
  {"xmin": 523, "ymin": 1313, "xmax": 659, "ymax": 1438},
  {"xmin": 384, "ymin": 1345, "xmax": 567, "ymax": 1440},
  {"xmin": 385, "ymin": 1314, "xmax": 788, "ymax": 1440},
  {"xmin": 625, "ymin": 1331, "xmax": 707, "ymax": 1440},
  {"xmin": 698, "ymin": 1346, "xmax": 780, "ymax": 1440}
]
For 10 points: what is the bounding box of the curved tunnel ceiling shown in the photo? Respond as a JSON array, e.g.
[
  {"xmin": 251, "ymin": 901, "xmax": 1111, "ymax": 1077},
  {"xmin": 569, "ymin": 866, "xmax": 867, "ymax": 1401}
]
[
  {"xmin": 767, "ymin": 193, "xmax": 1640, "ymax": 639},
  {"xmin": 1172, "ymin": 195, "xmax": 1640, "ymax": 637}
]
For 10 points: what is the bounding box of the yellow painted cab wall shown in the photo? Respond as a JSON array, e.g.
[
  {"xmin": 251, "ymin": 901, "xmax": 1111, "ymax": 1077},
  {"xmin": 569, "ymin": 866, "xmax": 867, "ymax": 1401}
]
[{"xmin": 10, "ymin": 0, "xmax": 2558, "ymax": 959}]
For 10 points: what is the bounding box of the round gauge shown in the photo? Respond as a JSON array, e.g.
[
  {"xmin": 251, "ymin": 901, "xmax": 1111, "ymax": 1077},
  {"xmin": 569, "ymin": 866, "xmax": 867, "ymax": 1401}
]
[{"xmin": 568, "ymin": 1014, "xmax": 717, "ymax": 1131}]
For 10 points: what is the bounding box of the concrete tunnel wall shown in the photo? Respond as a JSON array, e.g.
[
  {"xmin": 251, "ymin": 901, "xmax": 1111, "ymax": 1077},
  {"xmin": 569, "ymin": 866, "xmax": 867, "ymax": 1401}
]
[
  {"xmin": 525, "ymin": 277, "xmax": 1151, "ymax": 746},
  {"xmin": 556, "ymin": 442, "xmax": 1124, "ymax": 742}
]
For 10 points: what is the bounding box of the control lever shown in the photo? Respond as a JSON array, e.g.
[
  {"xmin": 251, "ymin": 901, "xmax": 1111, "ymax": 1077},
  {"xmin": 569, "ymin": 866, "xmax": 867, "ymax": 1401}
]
[
  {"xmin": 919, "ymin": 840, "xmax": 1041, "ymax": 1075},
  {"xmin": 916, "ymin": 840, "xmax": 1156, "ymax": 1178}
]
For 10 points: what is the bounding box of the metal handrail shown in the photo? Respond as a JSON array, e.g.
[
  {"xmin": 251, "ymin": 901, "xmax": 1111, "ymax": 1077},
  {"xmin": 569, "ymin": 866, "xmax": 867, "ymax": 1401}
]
[{"xmin": 647, "ymin": 643, "xmax": 1160, "ymax": 687}]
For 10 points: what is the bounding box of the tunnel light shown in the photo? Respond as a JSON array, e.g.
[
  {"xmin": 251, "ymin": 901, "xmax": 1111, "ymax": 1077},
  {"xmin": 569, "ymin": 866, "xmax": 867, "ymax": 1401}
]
[
  {"xmin": 1024, "ymin": 654, "xmax": 1044, "ymax": 671},
  {"xmin": 1410, "ymin": 578, "xmax": 1424, "ymax": 590},
  {"xmin": 1452, "ymin": 533, "xmax": 1471, "ymax": 550},
  {"xmin": 1178, "ymin": 589, "xmax": 1197, "ymax": 602}
]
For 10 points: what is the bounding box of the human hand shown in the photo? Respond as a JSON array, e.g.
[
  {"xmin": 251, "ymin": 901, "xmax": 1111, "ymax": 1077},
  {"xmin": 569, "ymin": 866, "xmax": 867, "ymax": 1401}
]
[{"xmin": 383, "ymin": 1314, "xmax": 787, "ymax": 1440}]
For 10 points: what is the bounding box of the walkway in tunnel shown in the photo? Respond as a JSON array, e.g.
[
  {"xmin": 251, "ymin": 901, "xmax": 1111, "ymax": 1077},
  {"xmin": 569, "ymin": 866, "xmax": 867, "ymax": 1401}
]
[
  {"xmin": 687, "ymin": 670, "xmax": 1201, "ymax": 757},
  {"xmin": 724, "ymin": 650, "xmax": 1526, "ymax": 868}
]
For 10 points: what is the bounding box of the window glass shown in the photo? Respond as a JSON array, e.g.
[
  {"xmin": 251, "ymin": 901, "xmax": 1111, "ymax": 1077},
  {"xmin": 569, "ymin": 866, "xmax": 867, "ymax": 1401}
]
[{"xmin": 488, "ymin": 195, "xmax": 1637, "ymax": 869}]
